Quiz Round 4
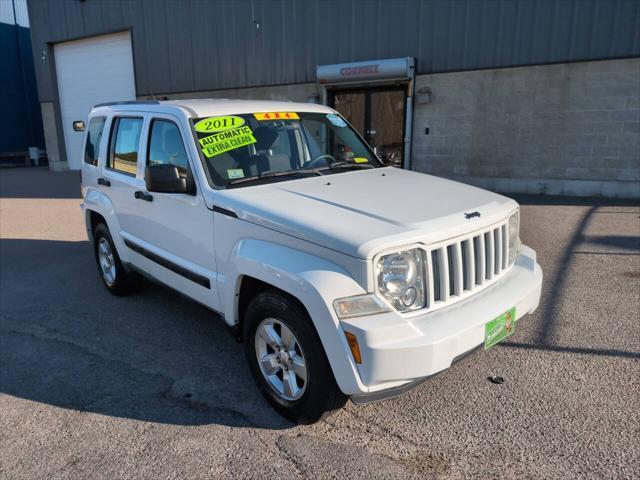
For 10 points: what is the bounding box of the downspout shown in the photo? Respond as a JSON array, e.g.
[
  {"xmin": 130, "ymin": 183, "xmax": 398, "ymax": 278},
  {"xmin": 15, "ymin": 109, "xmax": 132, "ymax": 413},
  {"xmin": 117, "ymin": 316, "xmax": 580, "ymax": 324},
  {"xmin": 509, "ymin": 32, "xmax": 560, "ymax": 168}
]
[{"xmin": 403, "ymin": 58, "xmax": 415, "ymax": 171}]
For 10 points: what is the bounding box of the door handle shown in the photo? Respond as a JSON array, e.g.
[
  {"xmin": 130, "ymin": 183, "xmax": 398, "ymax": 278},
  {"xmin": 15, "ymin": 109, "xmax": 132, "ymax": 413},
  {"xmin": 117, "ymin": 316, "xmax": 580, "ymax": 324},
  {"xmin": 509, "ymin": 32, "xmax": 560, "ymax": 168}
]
[
  {"xmin": 134, "ymin": 191, "xmax": 153, "ymax": 202},
  {"xmin": 97, "ymin": 177, "xmax": 111, "ymax": 187}
]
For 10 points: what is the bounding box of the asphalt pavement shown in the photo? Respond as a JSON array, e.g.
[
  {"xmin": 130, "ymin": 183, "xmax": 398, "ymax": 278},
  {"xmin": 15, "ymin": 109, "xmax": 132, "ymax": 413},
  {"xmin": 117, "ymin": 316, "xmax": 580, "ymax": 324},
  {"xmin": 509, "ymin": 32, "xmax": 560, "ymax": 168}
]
[{"xmin": 1, "ymin": 167, "xmax": 638, "ymax": 479}]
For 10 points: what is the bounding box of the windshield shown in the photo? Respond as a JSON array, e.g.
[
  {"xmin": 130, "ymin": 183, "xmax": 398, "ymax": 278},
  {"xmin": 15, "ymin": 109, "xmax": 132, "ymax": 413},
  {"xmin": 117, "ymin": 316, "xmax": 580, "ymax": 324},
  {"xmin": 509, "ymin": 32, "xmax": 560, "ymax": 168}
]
[{"xmin": 191, "ymin": 111, "xmax": 382, "ymax": 188}]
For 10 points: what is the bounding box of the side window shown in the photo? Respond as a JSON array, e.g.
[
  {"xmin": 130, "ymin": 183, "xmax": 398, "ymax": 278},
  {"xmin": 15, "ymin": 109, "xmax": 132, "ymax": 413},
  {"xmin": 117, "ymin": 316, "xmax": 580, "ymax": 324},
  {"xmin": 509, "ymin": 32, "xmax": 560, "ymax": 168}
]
[
  {"xmin": 108, "ymin": 117, "xmax": 143, "ymax": 175},
  {"xmin": 83, "ymin": 117, "xmax": 106, "ymax": 166},
  {"xmin": 147, "ymin": 119, "xmax": 190, "ymax": 173}
]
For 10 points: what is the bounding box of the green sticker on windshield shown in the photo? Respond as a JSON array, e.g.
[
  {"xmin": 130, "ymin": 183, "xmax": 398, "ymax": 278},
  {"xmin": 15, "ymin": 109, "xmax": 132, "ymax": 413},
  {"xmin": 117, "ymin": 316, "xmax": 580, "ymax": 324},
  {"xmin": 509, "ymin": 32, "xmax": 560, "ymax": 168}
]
[
  {"xmin": 194, "ymin": 115, "xmax": 245, "ymax": 133},
  {"xmin": 199, "ymin": 126, "xmax": 257, "ymax": 158},
  {"xmin": 227, "ymin": 168, "xmax": 244, "ymax": 179}
]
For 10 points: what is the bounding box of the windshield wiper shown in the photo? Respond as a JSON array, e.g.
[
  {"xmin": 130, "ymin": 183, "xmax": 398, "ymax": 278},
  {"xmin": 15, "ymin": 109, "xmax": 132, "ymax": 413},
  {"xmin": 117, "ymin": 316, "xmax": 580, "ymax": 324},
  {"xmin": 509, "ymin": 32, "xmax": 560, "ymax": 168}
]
[
  {"xmin": 227, "ymin": 169, "xmax": 320, "ymax": 186},
  {"xmin": 318, "ymin": 161, "xmax": 375, "ymax": 171},
  {"xmin": 227, "ymin": 162, "xmax": 373, "ymax": 187}
]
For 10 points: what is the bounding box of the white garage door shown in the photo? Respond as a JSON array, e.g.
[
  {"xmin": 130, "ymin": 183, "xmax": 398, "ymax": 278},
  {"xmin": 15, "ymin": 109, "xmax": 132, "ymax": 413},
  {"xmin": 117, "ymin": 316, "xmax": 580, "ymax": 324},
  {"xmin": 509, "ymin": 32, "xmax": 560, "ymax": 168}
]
[{"xmin": 54, "ymin": 31, "xmax": 136, "ymax": 170}]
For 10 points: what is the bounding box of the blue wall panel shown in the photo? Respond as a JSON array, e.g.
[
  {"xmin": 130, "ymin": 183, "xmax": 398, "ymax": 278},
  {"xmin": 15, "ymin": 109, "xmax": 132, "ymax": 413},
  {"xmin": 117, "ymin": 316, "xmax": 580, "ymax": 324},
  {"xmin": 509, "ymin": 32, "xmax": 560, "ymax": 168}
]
[{"xmin": 0, "ymin": 22, "xmax": 44, "ymax": 153}]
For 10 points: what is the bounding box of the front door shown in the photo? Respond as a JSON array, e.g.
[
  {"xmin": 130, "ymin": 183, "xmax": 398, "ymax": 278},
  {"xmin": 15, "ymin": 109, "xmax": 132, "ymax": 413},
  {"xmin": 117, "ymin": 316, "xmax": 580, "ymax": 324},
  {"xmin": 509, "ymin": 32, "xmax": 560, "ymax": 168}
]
[{"xmin": 330, "ymin": 87, "xmax": 406, "ymax": 167}]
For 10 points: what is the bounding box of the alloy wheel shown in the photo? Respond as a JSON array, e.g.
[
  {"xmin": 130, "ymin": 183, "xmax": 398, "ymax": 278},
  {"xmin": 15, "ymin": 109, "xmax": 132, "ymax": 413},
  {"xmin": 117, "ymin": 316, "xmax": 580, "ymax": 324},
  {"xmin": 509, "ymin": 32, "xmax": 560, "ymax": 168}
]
[
  {"xmin": 97, "ymin": 237, "xmax": 116, "ymax": 286},
  {"xmin": 254, "ymin": 317, "xmax": 308, "ymax": 401}
]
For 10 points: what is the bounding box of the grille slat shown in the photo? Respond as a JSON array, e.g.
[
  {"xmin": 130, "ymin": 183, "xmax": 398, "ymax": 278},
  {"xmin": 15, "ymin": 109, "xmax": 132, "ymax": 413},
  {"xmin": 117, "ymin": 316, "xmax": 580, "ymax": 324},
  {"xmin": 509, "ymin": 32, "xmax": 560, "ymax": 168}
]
[
  {"xmin": 463, "ymin": 239, "xmax": 474, "ymax": 292},
  {"xmin": 446, "ymin": 245, "xmax": 455, "ymax": 297},
  {"xmin": 422, "ymin": 221, "xmax": 510, "ymax": 314},
  {"xmin": 476, "ymin": 233, "xmax": 485, "ymax": 284},
  {"xmin": 426, "ymin": 250, "xmax": 435, "ymax": 308},
  {"xmin": 431, "ymin": 250, "xmax": 441, "ymax": 302},
  {"xmin": 501, "ymin": 224, "xmax": 508, "ymax": 270},
  {"xmin": 485, "ymin": 231, "xmax": 494, "ymax": 280},
  {"xmin": 439, "ymin": 248, "xmax": 450, "ymax": 302},
  {"xmin": 494, "ymin": 228, "xmax": 502, "ymax": 274},
  {"xmin": 453, "ymin": 242, "xmax": 464, "ymax": 296}
]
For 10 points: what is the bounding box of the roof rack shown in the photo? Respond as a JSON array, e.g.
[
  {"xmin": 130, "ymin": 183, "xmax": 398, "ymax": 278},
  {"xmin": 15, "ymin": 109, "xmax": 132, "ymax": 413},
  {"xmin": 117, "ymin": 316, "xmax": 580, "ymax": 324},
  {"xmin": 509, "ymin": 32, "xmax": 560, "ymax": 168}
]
[{"xmin": 94, "ymin": 100, "xmax": 160, "ymax": 108}]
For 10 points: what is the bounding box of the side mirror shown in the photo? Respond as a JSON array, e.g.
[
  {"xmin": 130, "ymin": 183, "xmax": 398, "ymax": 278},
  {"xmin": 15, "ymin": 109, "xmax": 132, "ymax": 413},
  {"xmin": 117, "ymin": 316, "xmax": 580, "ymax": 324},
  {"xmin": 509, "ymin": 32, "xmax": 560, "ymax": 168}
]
[
  {"xmin": 145, "ymin": 164, "xmax": 196, "ymax": 195},
  {"xmin": 72, "ymin": 120, "xmax": 85, "ymax": 131}
]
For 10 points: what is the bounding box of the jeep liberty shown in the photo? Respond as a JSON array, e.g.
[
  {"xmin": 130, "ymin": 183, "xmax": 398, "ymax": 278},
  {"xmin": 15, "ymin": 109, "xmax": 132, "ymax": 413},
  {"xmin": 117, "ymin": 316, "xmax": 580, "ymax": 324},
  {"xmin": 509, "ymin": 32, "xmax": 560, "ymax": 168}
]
[{"xmin": 79, "ymin": 99, "xmax": 542, "ymax": 423}]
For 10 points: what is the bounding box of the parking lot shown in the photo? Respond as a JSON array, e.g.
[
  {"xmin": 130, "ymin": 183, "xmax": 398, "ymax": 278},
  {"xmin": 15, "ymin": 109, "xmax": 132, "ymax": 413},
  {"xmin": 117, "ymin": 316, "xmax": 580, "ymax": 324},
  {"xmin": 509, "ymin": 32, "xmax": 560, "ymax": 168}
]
[{"xmin": 1, "ymin": 167, "xmax": 638, "ymax": 479}]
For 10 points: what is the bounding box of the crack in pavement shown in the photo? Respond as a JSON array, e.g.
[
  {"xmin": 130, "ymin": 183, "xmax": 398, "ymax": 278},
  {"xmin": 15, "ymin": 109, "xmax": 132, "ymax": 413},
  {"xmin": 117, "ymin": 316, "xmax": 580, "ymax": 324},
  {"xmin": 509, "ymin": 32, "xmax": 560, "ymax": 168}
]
[{"xmin": 274, "ymin": 433, "xmax": 435, "ymax": 479}]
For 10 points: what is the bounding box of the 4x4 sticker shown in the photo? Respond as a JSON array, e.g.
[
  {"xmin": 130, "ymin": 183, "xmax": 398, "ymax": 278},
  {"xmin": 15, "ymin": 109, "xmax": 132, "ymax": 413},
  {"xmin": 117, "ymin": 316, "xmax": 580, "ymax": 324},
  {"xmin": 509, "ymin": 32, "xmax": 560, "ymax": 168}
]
[
  {"xmin": 254, "ymin": 112, "xmax": 300, "ymax": 121},
  {"xmin": 199, "ymin": 126, "xmax": 257, "ymax": 158},
  {"xmin": 194, "ymin": 115, "xmax": 245, "ymax": 133}
]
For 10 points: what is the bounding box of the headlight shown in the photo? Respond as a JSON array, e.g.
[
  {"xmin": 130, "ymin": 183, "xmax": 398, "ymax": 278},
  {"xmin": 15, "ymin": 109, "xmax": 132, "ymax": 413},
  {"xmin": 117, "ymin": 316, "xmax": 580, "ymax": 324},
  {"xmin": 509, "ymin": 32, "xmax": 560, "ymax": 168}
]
[
  {"xmin": 375, "ymin": 248, "xmax": 426, "ymax": 312},
  {"xmin": 508, "ymin": 210, "xmax": 520, "ymax": 266}
]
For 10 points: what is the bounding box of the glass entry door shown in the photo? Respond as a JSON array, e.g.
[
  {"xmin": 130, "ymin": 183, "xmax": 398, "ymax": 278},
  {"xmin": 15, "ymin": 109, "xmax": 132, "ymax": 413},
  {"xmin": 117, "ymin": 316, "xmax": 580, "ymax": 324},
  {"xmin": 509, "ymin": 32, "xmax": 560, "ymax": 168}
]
[{"xmin": 330, "ymin": 87, "xmax": 406, "ymax": 167}]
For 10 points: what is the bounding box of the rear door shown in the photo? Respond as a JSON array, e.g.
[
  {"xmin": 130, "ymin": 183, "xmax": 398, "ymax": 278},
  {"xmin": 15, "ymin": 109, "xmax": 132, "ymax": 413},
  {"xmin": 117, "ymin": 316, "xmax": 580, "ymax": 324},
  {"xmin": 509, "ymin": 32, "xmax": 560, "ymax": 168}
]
[
  {"xmin": 118, "ymin": 113, "xmax": 218, "ymax": 311},
  {"xmin": 99, "ymin": 114, "xmax": 147, "ymax": 256}
]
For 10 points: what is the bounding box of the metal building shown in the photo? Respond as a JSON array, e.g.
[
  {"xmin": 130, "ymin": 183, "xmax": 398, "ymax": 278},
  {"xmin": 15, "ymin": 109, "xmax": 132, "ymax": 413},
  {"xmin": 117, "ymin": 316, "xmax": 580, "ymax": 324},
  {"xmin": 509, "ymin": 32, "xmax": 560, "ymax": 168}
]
[
  {"xmin": 25, "ymin": 0, "xmax": 640, "ymax": 197},
  {"xmin": 1, "ymin": 0, "xmax": 45, "ymax": 165}
]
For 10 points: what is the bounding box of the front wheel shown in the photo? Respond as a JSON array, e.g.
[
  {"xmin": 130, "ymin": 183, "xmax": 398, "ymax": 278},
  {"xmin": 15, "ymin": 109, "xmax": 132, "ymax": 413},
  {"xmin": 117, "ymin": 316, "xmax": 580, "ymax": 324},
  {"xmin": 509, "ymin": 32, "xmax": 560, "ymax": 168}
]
[
  {"xmin": 243, "ymin": 291, "xmax": 347, "ymax": 424},
  {"xmin": 93, "ymin": 223, "xmax": 140, "ymax": 295}
]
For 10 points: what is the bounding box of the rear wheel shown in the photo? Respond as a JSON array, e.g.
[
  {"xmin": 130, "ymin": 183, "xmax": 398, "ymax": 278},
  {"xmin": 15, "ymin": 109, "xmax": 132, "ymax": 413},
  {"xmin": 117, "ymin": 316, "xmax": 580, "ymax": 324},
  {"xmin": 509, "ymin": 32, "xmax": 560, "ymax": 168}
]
[
  {"xmin": 243, "ymin": 291, "xmax": 347, "ymax": 424},
  {"xmin": 93, "ymin": 223, "xmax": 140, "ymax": 295}
]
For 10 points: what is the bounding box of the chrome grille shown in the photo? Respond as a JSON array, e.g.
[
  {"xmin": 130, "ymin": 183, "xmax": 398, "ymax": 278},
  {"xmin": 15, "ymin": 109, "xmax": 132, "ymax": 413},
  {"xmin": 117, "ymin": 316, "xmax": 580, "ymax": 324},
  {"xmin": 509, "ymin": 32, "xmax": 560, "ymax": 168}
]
[{"xmin": 424, "ymin": 221, "xmax": 510, "ymax": 311}]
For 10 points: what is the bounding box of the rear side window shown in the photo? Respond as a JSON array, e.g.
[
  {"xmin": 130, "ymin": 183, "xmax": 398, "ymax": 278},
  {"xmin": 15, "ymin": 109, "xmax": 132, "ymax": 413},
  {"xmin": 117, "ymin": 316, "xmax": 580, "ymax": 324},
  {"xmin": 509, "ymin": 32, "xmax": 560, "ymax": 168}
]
[
  {"xmin": 147, "ymin": 120, "xmax": 190, "ymax": 173},
  {"xmin": 108, "ymin": 117, "xmax": 143, "ymax": 175},
  {"xmin": 84, "ymin": 117, "xmax": 106, "ymax": 166}
]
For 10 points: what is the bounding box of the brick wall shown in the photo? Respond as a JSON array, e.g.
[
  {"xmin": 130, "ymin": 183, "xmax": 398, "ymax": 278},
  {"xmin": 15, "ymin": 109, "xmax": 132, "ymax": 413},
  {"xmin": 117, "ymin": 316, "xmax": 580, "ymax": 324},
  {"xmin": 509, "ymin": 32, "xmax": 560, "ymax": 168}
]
[{"xmin": 411, "ymin": 58, "xmax": 640, "ymax": 198}]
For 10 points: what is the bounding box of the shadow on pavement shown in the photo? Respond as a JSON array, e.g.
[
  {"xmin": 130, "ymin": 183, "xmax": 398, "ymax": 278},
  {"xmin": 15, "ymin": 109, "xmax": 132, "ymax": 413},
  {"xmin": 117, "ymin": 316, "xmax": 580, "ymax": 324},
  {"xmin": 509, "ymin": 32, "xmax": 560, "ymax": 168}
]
[
  {"xmin": 0, "ymin": 237, "xmax": 293, "ymax": 430},
  {"xmin": 507, "ymin": 201, "xmax": 639, "ymax": 357},
  {"xmin": 500, "ymin": 341, "xmax": 640, "ymax": 359},
  {"xmin": 0, "ymin": 167, "xmax": 81, "ymax": 199},
  {"xmin": 510, "ymin": 194, "xmax": 640, "ymax": 207},
  {"xmin": 581, "ymin": 234, "xmax": 640, "ymax": 251}
]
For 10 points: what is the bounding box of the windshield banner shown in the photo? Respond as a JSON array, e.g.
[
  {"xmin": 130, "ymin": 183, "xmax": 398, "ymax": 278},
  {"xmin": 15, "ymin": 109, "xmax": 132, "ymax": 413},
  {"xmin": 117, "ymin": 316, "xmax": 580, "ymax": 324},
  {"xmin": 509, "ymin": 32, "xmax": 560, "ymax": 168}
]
[
  {"xmin": 198, "ymin": 126, "xmax": 257, "ymax": 158},
  {"xmin": 194, "ymin": 115, "xmax": 245, "ymax": 133},
  {"xmin": 253, "ymin": 112, "xmax": 300, "ymax": 121}
]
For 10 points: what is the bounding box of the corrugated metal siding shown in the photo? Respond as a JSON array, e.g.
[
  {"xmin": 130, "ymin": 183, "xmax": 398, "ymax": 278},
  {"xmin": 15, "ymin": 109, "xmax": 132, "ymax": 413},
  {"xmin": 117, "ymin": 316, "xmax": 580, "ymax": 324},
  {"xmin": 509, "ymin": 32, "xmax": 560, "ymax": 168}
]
[
  {"xmin": 27, "ymin": 0, "xmax": 640, "ymax": 101},
  {"xmin": 1, "ymin": 0, "xmax": 29, "ymax": 26}
]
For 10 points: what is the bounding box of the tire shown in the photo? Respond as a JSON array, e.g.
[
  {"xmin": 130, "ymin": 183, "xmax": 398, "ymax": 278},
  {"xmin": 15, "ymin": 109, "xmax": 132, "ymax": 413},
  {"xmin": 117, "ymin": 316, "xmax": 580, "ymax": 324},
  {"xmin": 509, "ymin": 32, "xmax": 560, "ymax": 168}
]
[
  {"xmin": 93, "ymin": 223, "xmax": 140, "ymax": 296},
  {"xmin": 243, "ymin": 290, "xmax": 347, "ymax": 424}
]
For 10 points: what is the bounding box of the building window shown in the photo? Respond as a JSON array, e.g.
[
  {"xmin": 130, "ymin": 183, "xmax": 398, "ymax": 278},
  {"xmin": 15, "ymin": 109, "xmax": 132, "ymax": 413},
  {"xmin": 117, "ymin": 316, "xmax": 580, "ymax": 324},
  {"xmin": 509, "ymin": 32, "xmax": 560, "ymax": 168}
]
[
  {"xmin": 84, "ymin": 117, "xmax": 106, "ymax": 166},
  {"xmin": 108, "ymin": 117, "xmax": 143, "ymax": 175}
]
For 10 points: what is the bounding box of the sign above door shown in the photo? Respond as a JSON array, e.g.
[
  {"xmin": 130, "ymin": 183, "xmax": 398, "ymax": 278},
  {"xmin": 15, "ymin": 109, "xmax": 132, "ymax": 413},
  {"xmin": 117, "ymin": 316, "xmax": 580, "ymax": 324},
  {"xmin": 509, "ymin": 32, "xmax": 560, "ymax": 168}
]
[{"xmin": 317, "ymin": 57, "xmax": 415, "ymax": 86}]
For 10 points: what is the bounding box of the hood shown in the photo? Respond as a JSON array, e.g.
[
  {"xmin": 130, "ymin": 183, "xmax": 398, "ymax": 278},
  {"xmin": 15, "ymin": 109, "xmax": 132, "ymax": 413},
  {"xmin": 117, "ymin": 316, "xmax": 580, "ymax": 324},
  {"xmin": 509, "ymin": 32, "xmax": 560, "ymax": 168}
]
[{"xmin": 217, "ymin": 168, "xmax": 518, "ymax": 259}]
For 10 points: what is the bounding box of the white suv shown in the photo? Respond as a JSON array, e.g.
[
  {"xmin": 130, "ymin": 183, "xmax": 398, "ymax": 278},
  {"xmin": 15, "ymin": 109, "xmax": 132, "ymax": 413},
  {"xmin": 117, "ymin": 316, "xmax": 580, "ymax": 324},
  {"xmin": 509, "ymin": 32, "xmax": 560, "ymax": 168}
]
[{"xmin": 79, "ymin": 99, "xmax": 542, "ymax": 423}]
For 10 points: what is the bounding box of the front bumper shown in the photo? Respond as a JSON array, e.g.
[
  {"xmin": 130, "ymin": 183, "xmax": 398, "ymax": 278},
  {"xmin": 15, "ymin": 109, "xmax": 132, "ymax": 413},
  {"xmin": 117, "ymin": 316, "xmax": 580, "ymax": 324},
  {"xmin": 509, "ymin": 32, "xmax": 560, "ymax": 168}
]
[{"xmin": 342, "ymin": 245, "xmax": 542, "ymax": 400}]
